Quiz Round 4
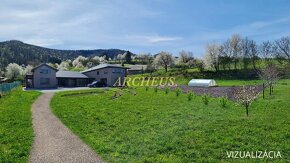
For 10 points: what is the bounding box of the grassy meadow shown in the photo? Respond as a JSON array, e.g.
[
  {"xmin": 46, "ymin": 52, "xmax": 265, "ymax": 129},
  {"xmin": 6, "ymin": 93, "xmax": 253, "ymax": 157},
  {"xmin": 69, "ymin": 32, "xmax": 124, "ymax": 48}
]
[
  {"xmin": 0, "ymin": 88, "xmax": 41, "ymax": 162},
  {"xmin": 51, "ymin": 79, "xmax": 290, "ymax": 162}
]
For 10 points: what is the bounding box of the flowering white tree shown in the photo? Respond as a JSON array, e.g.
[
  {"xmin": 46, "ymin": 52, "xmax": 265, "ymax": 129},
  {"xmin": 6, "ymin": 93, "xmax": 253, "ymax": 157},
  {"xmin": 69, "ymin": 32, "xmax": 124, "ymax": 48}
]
[
  {"xmin": 154, "ymin": 51, "xmax": 174, "ymax": 72},
  {"xmin": 234, "ymin": 86, "xmax": 259, "ymax": 116},
  {"xmin": 5, "ymin": 63, "xmax": 23, "ymax": 80},
  {"xmin": 116, "ymin": 54, "xmax": 123, "ymax": 63},
  {"xmin": 72, "ymin": 56, "xmax": 87, "ymax": 68},
  {"xmin": 258, "ymin": 64, "xmax": 279, "ymax": 96},
  {"xmin": 23, "ymin": 65, "xmax": 33, "ymax": 75},
  {"xmin": 0, "ymin": 70, "xmax": 4, "ymax": 77},
  {"xmin": 57, "ymin": 61, "xmax": 70, "ymax": 70},
  {"xmin": 204, "ymin": 43, "xmax": 220, "ymax": 72},
  {"xmin": 98, "ymin": 56, "xmax": 107, "ymax": 63}
]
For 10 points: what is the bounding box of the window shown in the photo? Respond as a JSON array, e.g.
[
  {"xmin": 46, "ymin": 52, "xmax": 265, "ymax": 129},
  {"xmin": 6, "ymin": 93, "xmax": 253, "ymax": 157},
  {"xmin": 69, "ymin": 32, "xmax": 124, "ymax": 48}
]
[
  {"xmin": 40, "ymin": 69, "xmax": 50, "ymax": 74},
  {"xmin": 40, "ymin": 78, "xmax": 50, "ymax": 85},
  {"xmin": 97, "ymin": 71, "xmax": 99, "ymax": 75}
]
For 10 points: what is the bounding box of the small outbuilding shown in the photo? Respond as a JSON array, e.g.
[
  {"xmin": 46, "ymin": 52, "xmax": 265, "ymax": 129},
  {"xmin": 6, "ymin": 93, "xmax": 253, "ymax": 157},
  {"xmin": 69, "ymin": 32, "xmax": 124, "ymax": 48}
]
[{"xmin": 188, "ymin": 79, "xmax": 217, "ymax": 87}]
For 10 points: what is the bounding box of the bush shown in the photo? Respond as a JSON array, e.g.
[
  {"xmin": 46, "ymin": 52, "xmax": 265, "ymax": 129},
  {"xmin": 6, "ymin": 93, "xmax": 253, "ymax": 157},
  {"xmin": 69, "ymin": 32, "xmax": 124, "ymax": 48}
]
[
  {"xmin": 175, "ymin": 88, "xmax": 181, "ymax": 96},
  {"xmin": 145, "ymin": 86, "xmax": 149, "ymax": 91},
  {"xmin": 112, "ymin": 90, "xmax": 123, "ymax": 99},
  {"xmin": 165, "ymin": 87, "xmax": 170, "ymax": 94},
  {"xmin": 202, "ymin": 94, "xmax": 210, "ymax": 105},
  {"xmin": 154, "ymin": 86, "xmax": 158, "ymax": 93},
  {"xmin": 219, "ymin": 97, "xmax": 228, "ymax": 108},
  {"xmin": 187, "ymin": 92, "xmax": 194, "ymax": 101}
]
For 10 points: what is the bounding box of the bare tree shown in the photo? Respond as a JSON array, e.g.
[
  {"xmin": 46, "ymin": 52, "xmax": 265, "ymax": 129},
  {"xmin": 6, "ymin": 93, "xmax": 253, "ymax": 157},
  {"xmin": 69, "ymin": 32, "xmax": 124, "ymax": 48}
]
[
  {"xmin": 274, "ymin": 36, "xmax": 290, "ymax": 63},
  {"xmin": 248, "ymin": 40, "xmax": 259, "ymax": 70},
  {"xmin": 258, "ymin": 64, "xmax": 279, "ymax": 96},
  {"xmin": 203, "ymin": 43, "xmax": 220, "ymax": 72},
  {"xmin": 154, "ymin": 52, "xmax": 174, "ymax": 72},
  {"xmin": 230, "ymin": 34, "xmax": 242, "ymax": 70},
  {"xmin": 218, "ymin": 45, "xmax": 227, "ymax": 70},
  {"xmin": 241, "ymin": 37, "xmax": 251, "ymax": 70},
  {"xmin": 260, "ymin": 41, "xmax": 273, "ymax": 65},
  {"xmin": 219, "ymin": 40, "xmax": 233, "ymax": 70},
  {"xmin": 178, "ymin": 50, "xmax": 195, "ymax": 68},
  {"xmin": 234, "ymin": 86, "xmax": 259, "ymax": 116}
]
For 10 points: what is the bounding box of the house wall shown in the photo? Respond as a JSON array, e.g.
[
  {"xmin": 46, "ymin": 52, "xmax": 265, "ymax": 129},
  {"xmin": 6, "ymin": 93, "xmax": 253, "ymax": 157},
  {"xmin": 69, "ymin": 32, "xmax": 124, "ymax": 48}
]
[
  {"xmin": 33, "ymin": 65, "xmax": 57, "ymax": 88},
  {"xmin": 83, "ymin": 67, "xmax": 126, "ymax": 86}
]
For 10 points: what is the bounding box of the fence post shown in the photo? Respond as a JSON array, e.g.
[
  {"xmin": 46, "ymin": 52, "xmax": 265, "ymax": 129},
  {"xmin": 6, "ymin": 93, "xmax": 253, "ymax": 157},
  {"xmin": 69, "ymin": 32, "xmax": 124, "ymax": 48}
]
[{"xmin": 263, "ymin": 83, "xmax": 265, "ymax": 99}]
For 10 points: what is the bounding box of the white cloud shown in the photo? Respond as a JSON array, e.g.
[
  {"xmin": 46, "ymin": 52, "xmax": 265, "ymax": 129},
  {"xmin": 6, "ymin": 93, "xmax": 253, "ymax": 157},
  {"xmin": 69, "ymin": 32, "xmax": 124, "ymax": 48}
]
[
  {"xmin": 25, "ymin": 38, "xmax": 63, "ymax": 47},
  {"xmin": 0, "ymin": 0, "xmax": 165, "ymax": 50},
  {"xmin": 146, "ymin": 36, "xmax": 182, "ymax": 43},
  {"xmin": 0, "ymin": 0, "xmax": 289, "ymax": 56},
  {"xmin": 126, "ymin": 35, "xmax": 182, "ymax": 44}
]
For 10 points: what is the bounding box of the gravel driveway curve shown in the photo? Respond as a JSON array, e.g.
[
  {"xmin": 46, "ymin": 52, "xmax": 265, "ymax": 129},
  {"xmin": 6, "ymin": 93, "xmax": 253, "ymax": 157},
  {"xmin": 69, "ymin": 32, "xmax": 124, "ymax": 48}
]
[{"xmin": 29, "ymin": 93, "xmax": 103, "ymax": 163}]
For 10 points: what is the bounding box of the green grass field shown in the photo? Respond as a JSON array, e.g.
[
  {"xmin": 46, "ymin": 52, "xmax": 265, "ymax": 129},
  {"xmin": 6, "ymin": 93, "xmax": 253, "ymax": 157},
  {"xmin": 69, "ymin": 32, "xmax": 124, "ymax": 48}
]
[
  {"xmin": 51, "ymin": 80, "xmax": 290, "ymax": 162},
  {"xmin": 0, "ymin": 88, "xmax": 41, "ymax": 162}
]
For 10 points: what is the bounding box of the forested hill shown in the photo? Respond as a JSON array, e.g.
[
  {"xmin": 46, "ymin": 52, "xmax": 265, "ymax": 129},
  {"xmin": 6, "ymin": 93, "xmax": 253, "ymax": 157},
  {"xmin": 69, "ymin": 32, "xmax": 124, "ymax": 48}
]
[{"xmin": 0, "ymin": 40, "xmax": 129, "ymax": 69}]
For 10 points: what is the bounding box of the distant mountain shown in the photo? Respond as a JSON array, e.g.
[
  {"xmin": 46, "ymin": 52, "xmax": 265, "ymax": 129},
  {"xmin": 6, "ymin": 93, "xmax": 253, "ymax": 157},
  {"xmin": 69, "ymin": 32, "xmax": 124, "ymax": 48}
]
[{"xmin": 0, "ymin": 40, "xmax": 131, "ymax": 70}]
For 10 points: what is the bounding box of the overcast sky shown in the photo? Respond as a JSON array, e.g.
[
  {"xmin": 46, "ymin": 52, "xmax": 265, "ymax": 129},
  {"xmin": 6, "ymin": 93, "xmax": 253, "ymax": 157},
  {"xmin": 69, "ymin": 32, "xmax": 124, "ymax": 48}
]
[{"xmin": 1, "ymin": 0, "xmax": 290, "ymax": 56}]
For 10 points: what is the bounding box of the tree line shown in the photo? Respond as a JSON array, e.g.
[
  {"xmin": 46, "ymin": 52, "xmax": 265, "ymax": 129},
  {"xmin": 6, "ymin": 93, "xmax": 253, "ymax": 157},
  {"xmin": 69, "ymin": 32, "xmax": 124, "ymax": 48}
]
[
  {"xmin": 204, "ymin": 35, "xmax": 290, "ymax": 72},
  {"xmin": 1, "ymin": 35, "xmax": 289, "ymax": 79}
]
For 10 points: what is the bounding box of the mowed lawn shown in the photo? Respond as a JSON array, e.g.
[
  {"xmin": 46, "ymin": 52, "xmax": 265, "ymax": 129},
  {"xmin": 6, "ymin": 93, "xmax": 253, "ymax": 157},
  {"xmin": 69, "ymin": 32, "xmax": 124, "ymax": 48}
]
[
  {"xmin": 0, "ymin": 88, "xmax": 41, "ymax": 162},
  {"xmin": 51, "ymin": 80, "xmax": 290, "ymax": 162}
]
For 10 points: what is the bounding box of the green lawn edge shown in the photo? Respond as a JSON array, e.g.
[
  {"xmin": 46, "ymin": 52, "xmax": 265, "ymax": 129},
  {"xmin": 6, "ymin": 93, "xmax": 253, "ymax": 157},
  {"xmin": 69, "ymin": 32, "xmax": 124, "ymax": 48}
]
[{"xmin": 0, "ymin": 88, "xmax": 41, "ymax": 162}]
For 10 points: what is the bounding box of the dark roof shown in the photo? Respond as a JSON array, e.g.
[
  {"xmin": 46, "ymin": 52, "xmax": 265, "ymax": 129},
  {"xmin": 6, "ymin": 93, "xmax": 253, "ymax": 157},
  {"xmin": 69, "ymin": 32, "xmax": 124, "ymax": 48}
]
[
  {"xmin": 128, "ymin": 65, "xmax": 147, "ymax": 71},
  {"xmin": 56, "ymin": 71, "xmax": 88, "ymax": 78},
  {"xmin": 81, "ymin": 63, "xmax": 129, "ymax": 73},
  {"xmin": 32, "ymin": 63, "xmax": 58, "ymax": 72}
]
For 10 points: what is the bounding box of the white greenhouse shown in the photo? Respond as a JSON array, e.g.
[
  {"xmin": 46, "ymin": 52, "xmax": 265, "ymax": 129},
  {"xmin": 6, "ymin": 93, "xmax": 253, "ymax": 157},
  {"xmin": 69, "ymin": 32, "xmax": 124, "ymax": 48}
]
[{"xmin": 188, "ymin": 79, "xmax": 217, "ymax": 87}]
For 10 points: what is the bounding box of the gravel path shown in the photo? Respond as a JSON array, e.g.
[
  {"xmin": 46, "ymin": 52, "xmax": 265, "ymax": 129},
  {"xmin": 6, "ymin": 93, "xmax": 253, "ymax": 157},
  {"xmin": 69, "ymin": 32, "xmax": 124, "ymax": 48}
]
[{"xmin": 29, "ymin": 93, "xmax": 104, "ymax": 163}]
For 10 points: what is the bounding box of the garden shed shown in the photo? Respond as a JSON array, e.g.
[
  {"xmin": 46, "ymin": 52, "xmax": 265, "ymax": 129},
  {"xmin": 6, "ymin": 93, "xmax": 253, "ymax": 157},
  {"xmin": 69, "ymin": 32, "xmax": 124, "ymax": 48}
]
[{"xmin": 188, "ymin": 79, "xmax": 216, "ymax": 87}]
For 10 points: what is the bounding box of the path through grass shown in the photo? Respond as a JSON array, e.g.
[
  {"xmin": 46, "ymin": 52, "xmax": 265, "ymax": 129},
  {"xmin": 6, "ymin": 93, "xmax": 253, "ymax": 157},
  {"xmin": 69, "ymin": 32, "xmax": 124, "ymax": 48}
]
[
  {"xmin": 0, "ymin": 88, "xmax": 41, "ymax": 162},
  {"xmin": 51, "ymin": 81, "xmax": 290, "ymax": 162}
]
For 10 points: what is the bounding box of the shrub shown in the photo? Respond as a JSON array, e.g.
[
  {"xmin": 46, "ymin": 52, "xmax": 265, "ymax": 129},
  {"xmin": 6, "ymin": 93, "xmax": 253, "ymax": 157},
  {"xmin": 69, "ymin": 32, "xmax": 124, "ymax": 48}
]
[
  {"xmin": 187, "ymin": 92, "xmax": 193, "ymax": 101},
  {"xmin": 145, "ymin": 86, "xmax": 149, "ymax": 91},
  {"xmin": 154, "ymin": 86, "xmax": 158, "ymax": 93},
  {"xmin": 165, "ymin": 87, "xmax": 170, "ymax": 94},
  {"xmin": 202, "ymin": 94, "xmax": 210, "ymax": 105},
  {"xmin": 175, "ymin": 88, "xmax": 181, "ymax": 96},
  {"xmin": 219, "ymin": 97, "xmax": 228, "ymax": 108},
  {"xmin": 130, "ymin": 88, "xmax": 137, "ymax": 96},
  {"xmin": 112, "ymin": 90, "xmax": 123, "ymax": 99}
]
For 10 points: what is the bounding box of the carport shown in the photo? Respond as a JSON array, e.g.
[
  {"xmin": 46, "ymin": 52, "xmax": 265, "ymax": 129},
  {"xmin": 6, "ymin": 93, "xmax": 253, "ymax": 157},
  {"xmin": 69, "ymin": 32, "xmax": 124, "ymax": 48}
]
[{"xmin": 56, "ymin": 71, "xmax": 91, "ymax": 87}]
